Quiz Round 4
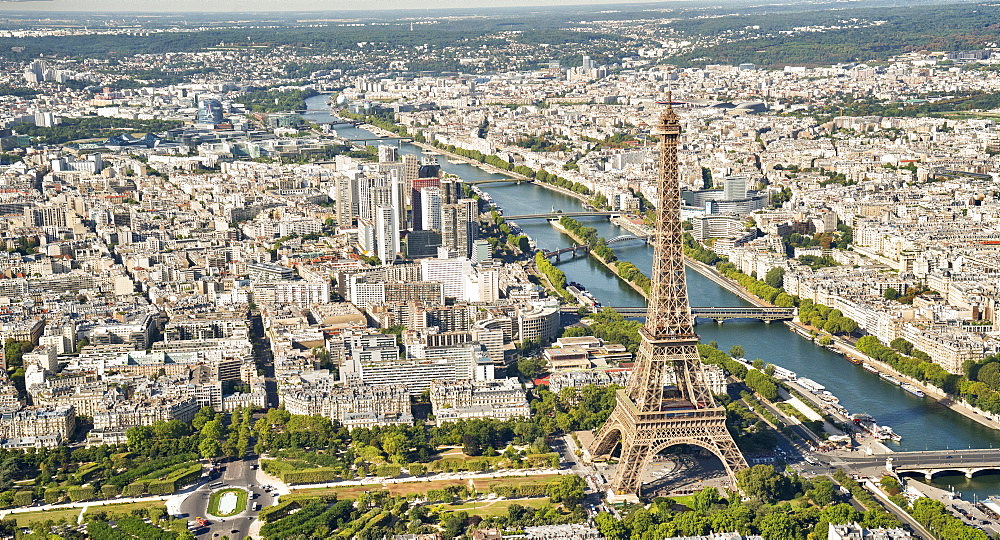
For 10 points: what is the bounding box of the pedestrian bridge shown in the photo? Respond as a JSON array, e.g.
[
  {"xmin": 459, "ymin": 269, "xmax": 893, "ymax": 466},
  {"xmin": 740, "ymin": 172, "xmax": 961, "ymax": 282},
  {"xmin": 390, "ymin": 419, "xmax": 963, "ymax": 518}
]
[
  {"xmin": 840, "ymin": 449, "xmax": 1000, "ymax": 481},
  {"xmin": 595, "ymin": 306, "xmax": 796, "ymax": 322},
  {"xmin": 607, "ymin": 234, "xmax": 651, "ymax": 245}
]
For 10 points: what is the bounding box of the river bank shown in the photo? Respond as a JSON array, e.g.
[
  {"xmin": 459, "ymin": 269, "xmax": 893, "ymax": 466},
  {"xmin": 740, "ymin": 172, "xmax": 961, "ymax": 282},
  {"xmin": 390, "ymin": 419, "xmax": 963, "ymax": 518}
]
[
  {"xmin": 796, "ymin": 322, "xmax": 1000, "ymax": 433},
  {"xmin": 683, "ymin": 258, "xmax": 772, "ymax": 308},
  {"xmin": 550, "ymin": 220, "xmax": 649, "ymax": 298}
]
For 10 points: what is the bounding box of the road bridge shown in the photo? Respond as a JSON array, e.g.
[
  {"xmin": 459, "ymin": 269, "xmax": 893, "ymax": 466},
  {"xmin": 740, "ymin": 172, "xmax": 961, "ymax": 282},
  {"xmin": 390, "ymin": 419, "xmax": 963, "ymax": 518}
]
[
  {"xmin": 463, "ymin": 178, "xmax": 532, "ymax": 185},
  {"xmin": 577, "ymin": 306, "xmax": 795, "ymax": 322},
  {"xmin": 542, "ymin": 245, "xmax": 589, "ymax": 261},
  {"xmin": 558, "ymin": 305, "xmax": 796, "ymax": 322},
  {"xmin": 348, "ymin": 136, "xmax": 411, "ymax": 145},
  {"xmin": 506, "ymin": 211, "xmax": 621, "ymax": 221},
  {"xmin": 837, "ymin": 449, "xmax": 1000, "ymax": 481}
]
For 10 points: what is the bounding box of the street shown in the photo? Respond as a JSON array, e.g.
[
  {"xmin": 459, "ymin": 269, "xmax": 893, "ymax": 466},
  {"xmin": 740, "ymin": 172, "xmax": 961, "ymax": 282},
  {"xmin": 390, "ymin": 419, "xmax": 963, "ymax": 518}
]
[{"xmin": 173, "ymin": 456, "xmax": 277, "ymax": 539}]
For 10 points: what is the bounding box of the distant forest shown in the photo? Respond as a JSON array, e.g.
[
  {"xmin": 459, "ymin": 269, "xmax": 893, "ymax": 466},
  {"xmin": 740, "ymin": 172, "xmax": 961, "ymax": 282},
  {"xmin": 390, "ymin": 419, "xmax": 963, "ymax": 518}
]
[
  {"xmin": 0, "ymin": 2, "xmax": 997, "ymax": 70},
  {"xmin": 670, "ymin": 3, "xmax": 1000, "ymax": 67}
]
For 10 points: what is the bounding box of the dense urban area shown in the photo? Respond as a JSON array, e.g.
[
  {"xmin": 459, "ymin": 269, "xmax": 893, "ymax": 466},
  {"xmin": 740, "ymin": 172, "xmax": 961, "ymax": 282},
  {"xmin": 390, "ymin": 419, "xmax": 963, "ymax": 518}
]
[{"xmin": 1, "ymin": 2, "xmax": 1000, "ymax": 539}]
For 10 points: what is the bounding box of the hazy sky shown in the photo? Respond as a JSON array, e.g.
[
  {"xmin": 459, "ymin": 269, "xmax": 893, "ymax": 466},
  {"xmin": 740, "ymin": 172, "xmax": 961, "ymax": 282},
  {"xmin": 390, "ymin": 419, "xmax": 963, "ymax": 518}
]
[{"xmin": 1, "ymin": 0, "xmax": 635, "ymax": 13}]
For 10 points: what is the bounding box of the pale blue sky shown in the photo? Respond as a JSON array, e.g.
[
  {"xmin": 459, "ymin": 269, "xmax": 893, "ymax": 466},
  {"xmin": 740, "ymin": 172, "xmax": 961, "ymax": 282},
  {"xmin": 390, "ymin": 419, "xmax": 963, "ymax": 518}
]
[{"xmin": 1, "ymin": 0, "xmax": 641, "ymax": 12}]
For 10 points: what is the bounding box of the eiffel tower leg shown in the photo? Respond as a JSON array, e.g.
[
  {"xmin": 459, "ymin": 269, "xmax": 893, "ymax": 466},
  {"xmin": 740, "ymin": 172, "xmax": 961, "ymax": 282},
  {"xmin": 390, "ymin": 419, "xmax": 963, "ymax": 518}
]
[
  {"xmin": 611, "ymin": 438, "xmax": 651, "ymax": 496},
  {"xmin": 589, "ymin": 409, "xmax": 626, "ymax": 458},
  {"xmin": 706, "ymin": 426, "xmax": 749, "ymax": 482}
]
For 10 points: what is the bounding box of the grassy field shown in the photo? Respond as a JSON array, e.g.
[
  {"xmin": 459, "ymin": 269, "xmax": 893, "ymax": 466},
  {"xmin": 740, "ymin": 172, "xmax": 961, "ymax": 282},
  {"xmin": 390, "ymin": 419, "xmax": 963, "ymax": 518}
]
[
  {"xmin": 285, "ymin": 473, "xmax": 564, "ymax": 503},
  {"xmin": 471, "ymin": 473, "xmax": 561, "ymax": 492},
  {"xmin": 443, "ymin": 497, "xmax": 550, "ymax": 517},
  {"xmin": 208, "ymin": 488, "xmax": 248, "ymax": 517},
  {"xmin": 85, "ymin": 500, "xmax": 166, "ymax": 518},
  {"xmin": 11, "ymin": 507, "xmax": 82, "ymax": 527},
  {"xmin": 287, "ymin": 478, "xmax": 471, "ymax": 501}
]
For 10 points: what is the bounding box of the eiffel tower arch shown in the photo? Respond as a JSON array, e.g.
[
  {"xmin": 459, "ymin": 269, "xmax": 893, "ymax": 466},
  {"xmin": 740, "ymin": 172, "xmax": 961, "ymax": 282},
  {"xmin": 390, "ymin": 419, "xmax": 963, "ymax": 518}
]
[{"xmin": 588, "ymin": 96, "xmax": 748, "ymax": 500}]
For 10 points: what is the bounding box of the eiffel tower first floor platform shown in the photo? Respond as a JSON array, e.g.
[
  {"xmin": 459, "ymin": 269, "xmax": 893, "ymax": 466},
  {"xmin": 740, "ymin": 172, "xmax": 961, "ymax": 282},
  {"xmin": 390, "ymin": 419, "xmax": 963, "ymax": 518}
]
[{"xmin": 587, "ymin": 389, "xmax": 749, "ymax": 499}]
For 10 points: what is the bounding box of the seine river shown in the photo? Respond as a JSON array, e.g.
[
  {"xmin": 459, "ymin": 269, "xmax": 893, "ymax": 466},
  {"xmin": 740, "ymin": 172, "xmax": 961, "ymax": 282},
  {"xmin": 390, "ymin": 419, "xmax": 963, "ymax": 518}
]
[{"xmin": 304, "ymin": 94, "xmax": 1000, "ymax": 500}]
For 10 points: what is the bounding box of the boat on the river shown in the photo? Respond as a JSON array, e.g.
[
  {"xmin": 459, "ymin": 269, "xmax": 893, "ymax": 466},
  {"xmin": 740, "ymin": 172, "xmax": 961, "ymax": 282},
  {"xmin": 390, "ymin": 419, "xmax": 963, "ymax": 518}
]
[
  {"xmin": 846, "ymin": 356, "xmax": 862, "ymax": 365},
  {"xmin": 852, "ymin": 413, "xmax": 902, "ymax": 442},
  {"xmin": 879, "ymin": 372, "xmax": 900, "ymax": 385},
  {"xmin": 863, "ymin": 364, "xmax": 879, "ymax": 374},
  {"xmin": 791, "ymin": 326, "xmax": 812, "ymax": 338},
  {"xmin": 901, "ymin": 383, "xmax": 926, "ymax": 398},
  {"xmin": 817, "ymin": 390, "xmax": 840, "ymax": 404}
]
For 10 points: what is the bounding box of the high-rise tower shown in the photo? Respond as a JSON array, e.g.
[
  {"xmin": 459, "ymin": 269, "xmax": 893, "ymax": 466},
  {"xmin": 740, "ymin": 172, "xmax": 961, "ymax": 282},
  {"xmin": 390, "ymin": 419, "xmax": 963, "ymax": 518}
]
[{"xmin": 589, "ymin": 97, "xmax": 747, "ymax": 499}]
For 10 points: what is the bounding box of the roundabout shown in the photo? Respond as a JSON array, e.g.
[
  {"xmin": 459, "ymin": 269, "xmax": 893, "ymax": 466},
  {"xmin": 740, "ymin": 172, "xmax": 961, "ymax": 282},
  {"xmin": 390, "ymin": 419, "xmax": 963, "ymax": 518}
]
[{"xmin": 207, "ymin": 488, "xmax": 248, "ymax": 518}]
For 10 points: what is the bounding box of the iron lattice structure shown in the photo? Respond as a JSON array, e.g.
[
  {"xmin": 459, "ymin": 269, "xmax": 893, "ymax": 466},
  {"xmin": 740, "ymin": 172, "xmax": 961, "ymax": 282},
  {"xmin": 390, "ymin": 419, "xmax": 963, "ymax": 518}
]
[{"xmin": 589, "ymin": 98, "xmax": 748, "ymax": 497}]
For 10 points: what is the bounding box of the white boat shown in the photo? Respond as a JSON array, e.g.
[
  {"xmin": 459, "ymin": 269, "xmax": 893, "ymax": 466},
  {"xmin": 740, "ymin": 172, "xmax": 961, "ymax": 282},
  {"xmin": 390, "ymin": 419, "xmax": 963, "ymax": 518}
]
[
  {"xmin": 876, "ymin": 425, "xmax": 902, "ymax": 442},
  {"xmin": 817, "ymin": 390, "xmax": 840, "ymax": 404},
  {"xmin": 798, "ymin": 377, "xmax": 825, "ymax": 393},
  {"xmin": 879, "ymin": 372, "xmax": 900, "ymax": 385},
  {"xmin": 901, "ymin": 383, "xmax": 926, "ymax": 398},
  {"xmin": 851, "ymin": 413, "xmax": 902, "ymax": 442}
]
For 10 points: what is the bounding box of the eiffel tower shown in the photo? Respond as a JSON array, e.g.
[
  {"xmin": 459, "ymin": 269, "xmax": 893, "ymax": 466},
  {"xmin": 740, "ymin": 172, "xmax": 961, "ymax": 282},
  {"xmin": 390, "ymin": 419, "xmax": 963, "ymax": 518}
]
[{"xmin": 589, "ymin": 96, "xmax": 748, "ymax": 499}]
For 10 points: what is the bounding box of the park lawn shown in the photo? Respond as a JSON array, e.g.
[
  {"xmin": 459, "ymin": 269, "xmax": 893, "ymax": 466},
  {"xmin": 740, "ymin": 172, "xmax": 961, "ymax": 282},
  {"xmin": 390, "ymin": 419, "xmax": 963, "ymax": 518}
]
[
  {"xmin": 471, "ymin": 473, "xmax": 561, "ymax": 491},
  {"xmin": 208, "ymin": 488, "xmax": 248, "ymax": 517},
  {"xmin": 668, "ymin": 494, "xmax": 696, "ymax": 508},
  {"xmin": 288, "ymin": 478, "xmax": 471, "ymax": 501},
  {"xmin": 86, "ymin": 500, "xmax": 166, "ymax": 518},
  {"xmin": 11, "ymin": 507, "xmax": 82, "ymax": 527},
  {"xmin": 444, "ymin": 497, "xmax": 550, "ymax": 517}
]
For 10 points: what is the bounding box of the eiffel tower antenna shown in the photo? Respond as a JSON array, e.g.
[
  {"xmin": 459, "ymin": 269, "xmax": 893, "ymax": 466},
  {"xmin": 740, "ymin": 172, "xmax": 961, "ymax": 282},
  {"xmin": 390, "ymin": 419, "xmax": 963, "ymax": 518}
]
[{"xmin": 588, "ymin": 95, "xmax": 747, "ymax": 501}]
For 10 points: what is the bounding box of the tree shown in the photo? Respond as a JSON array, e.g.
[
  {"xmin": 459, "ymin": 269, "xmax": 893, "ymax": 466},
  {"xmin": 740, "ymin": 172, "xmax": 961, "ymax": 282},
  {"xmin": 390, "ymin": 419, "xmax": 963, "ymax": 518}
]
[
  {"xmin": 3, "ymin": 340, "xmax": 32, "ymax": 369},
  {"xmin": 755, "ymin": 512, "xmax": 798, "ymax": 540},
  {"xmin": 199, "ymin": 419, "xmax": 225, "ymax": 459},
  {"xmin": 978, "ymin": 362, "xmax": 1000, "ymax": 391},
  {"xmin": 879, "ymin": 475, "xmax": 901, "ymax": 496},
  {"xmin": 729, "ymin": 345, "xmax": 746, "ymax": 359},
  {"xmin": 883, "ymin": 288, "xmax": 901, "ymax": 300},
  {"xmin": 516, "ymin": 356, "xmax": 546, "ymax": 380},
  {"xmin": 774, "ymin": 293, "xmax": 796, "ymax": 307},
  {"xmin": 192, "ymin": 406, "xmax": 216, "ymax": 431},
  {"xmin": 808, "ymin": 478, "xmax": 837, "ymax": 505},
  {"xmin": 736, "ymin": 464, "xmax": 791, "ymax": 503},
  {"xmin": 595, "ymin": 512, "xmax": 627, "ymax": 540},
  {"xmin": 690, "ymin": 486, "xmax": 721, "ymax": 512},
  {"xmin": 764, "ymin": 267, "xmax": 785, "ymax": 289},
  {"xmin": 547, "ymin": 474, "xmax": 585, "ymax": 507},
  {"xmin": 462, "ymin": 434, "xmax": 481, "ymax": 457}
]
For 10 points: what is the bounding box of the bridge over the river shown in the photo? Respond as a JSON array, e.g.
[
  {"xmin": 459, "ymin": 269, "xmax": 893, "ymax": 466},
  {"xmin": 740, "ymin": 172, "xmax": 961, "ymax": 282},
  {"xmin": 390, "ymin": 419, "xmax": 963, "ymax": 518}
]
[
  {"xmin": 348, "ymin": 136, "xmax": 411, "ymax": 145},
  {"xmin": 506, "ymin": 211, "xmax": 621, "ymax": 221},
  {"xmin": 606, "ymin": 234, "xmax": 651, "ymax": 245},
  {"xmin": 463, "ymin": 177, "xmax": 533, "ymax": 185},
  {"xmin": 542, "ymin": 245, "xmax": 590, "ymax": 261},
  {"xmin": 837, "ymin": 449, "xmax": 1000, "ymax": 481},
  {"xmin": 558, "ymin": 305, "xmax": 796, "ymax": 323}
]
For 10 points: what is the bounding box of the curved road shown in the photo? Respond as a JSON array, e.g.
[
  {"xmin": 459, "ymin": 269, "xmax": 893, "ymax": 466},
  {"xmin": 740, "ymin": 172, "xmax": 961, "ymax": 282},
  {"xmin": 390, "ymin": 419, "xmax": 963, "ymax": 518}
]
[{"xmin": 177, "ymin": 457, "xmax": 276, "ymax": 540}]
